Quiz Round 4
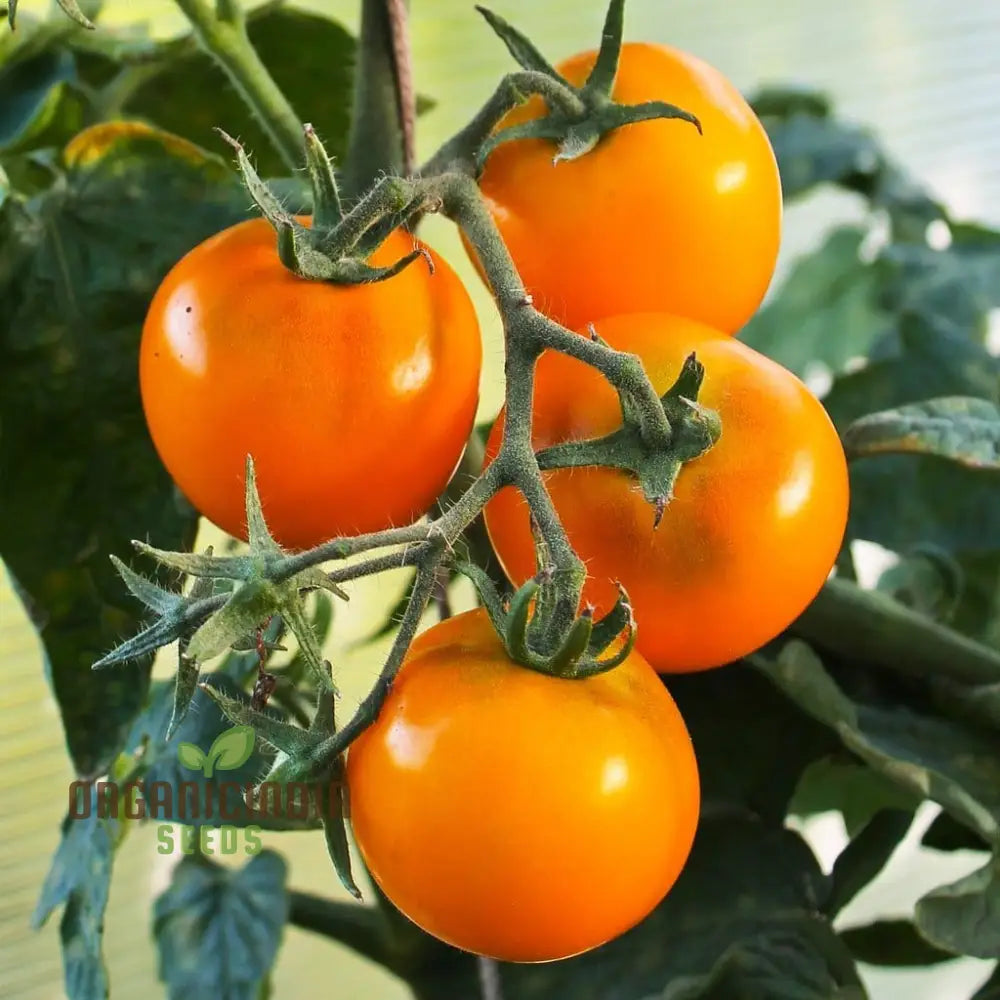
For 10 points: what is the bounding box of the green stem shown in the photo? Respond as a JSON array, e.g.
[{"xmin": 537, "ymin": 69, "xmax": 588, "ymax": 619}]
[
  {"xmin": 420, "ymin": 69, "xmax": 585, "ymax": 176},
  {"xmin": 340, "ymin": 0, "xmax": 410, "ymax": 201},
  {"xmin": 287, "ymin": 891, "xmax": 393, "ymax": 967},
  {"xmin": 793, "ymin": 576, "xmax": 1000, "ymax": 686},
  {"xmin": 173, "ymin": 0, "xmax": 302, "ymax": 170}
]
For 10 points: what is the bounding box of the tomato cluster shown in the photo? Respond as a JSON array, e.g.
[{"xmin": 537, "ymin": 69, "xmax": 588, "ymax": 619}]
[{"xmin": 140, "ymin": 34, "xmax": 846, "ymax": 970}]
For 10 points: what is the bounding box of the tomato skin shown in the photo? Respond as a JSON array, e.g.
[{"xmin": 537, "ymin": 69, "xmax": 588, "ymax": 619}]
[
  {"xmin": 484, "ymin": 313, "xmax": 849, "ymax": 673},
  {"xmin": 140, "ymin": 217, "xmax": 481, "ymax": 549},
  {"xmin": 473, "ymin": 43, "xmax": 781, "ymax": 334},
  {"xmin": 346, "ymin": 607, "xmax": 699, "ymax": 963}
]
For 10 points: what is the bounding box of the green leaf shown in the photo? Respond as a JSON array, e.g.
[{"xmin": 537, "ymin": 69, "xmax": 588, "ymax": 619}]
[
  {"xmin": 839, "ymin": 920, "xmax": 953, "ymax": 967},
  {"xmin": 123, "ymin": 7, "xmax": 354, "ymax": 177},
  {"xmin": 739, "ymin": 227, "xmax": 889, "ymax": 379},
  {"xmin": 823, "ymin": 810, "xmax": 915, "ymax": 917},
  {"xmin": 176, "ymin": 742, "xmax": 206, "ymax": 772},
  {"xmin": 656, "ymin": 929, "xmax": 867, "ymax": 999},
  {"xmin": 844, "ymin": 397, "xmax": 1000, "ymax": 469},
  {"xmin": 795, "ymin": 575, "xmax": 1000, "ymax": 690},
  {"xmin": 666, "ymin": 664, "xmax": 837, "ymax": 823},
  {"xmin": 206, "ymin": 725, "xmax": 256, "ymax": 774},
  {"xmin": 32, "ymin": 792, "xmax": 118, "ymax": 1000},
  {"xmin": 758, "ymin": 106, "xmax": 883, "ymax": 202},
  {"xmin": 153, "ymin": 852, "xmax": 289, "ymax": 1000},
  {"xmin": 0, "ymin": 46, "xmax": 75, "ymax": 150},
  {"xmin": 922, "ymin": 811, "xmax": 991, "ymax": 853},
  {"xmin": 881, "ymin": 222, "xmax": 1000, "ymax": 339},
  {"xmin": 915, "ymin": 857, "xmax": 1000, "ymax": 959},
  {"xmin": 757, "ymin": 641, "xmax": 1000, "ymax": 847},
  {"xmin": 0, "ymin": 122, "xmax": 247, "ymax": 777},
  {"xmin": 790, "ymin": 758, "xmax": 920, "ymax": 837}
]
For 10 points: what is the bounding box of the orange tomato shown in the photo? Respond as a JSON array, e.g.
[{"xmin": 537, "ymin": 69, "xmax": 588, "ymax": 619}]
[
  {"xmin": 473, "ymin": 43, "xmax": 781, "ymax": 334},
  {"xmin": 140, "ymin": 218, "xmax": 481, "ymax": 549},
  {"xmin": 346, "ymin": 607, "xmax": 700, "ymax": 962},
  {"xmin": 484, "ymin": 313, "xmax": 848, "ymax": 672}
]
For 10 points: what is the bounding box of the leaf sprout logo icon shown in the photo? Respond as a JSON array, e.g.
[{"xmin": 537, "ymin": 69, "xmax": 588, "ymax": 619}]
[{"xmin": 177, "ymin": 725, "xmax": 255, "ymax": 778}]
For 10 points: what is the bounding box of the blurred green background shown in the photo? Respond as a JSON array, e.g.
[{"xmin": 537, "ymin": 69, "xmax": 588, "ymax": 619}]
[{"xmin": 2, "ymin": 0, "xmax": 999, "ymax": 997}]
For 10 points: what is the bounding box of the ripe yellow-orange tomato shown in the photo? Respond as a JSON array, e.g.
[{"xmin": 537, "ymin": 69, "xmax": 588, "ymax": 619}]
[
  {"xmin": 473, "ymin": 43, "xmax": 781, "ymax": 334},
  {"xmin": 346, "ymin": 608, "xmax": 700, "ymax": 963},
  {"xmin": 484, "ymin": 313, "xmax": 849, "ymax": 672},
  {"xmin": 140, "ymin": 218, "xmax": 481, "ymax": 550}
]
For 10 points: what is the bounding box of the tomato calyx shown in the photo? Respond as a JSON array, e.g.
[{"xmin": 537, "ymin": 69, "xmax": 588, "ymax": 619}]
[
  {"xmin": 106, "ymin": 458, "xmax": 347, "ymax": 692},
  {"xmin": 536, "ymin": 351, "xmax": 722, "ymax": 527},
  {"xmin": 473, "ymin": 0, "xmax": 701, "ymax": 169},
  {"xmin": 218, "ymin": 126, "xmax": 433, "ymax": 284},
  {"xmin": 458, "ymin": 557, "xmax": 637, "ymax": 679}
]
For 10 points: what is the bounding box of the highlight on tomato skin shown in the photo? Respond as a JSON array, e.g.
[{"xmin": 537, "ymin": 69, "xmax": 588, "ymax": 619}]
[
  {"xmin": 346, "ymin": 607, "xmax": 701, "ymax": 963},
  {"xmin": 472, "ymin": 42, "xmax": 782, "ymax": 336},
  {"xmin": 483, "ymin": 312, "xmax": 850, "ymax": 674},
  {"xmin": 139, "ymin": 217, "xmax": 482, "ymax": 551}
]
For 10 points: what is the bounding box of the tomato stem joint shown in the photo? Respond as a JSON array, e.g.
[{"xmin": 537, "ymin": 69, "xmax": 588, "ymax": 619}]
[{"xmin": 536, "ymin": 352, "xmax": 722, "ymax": 524}]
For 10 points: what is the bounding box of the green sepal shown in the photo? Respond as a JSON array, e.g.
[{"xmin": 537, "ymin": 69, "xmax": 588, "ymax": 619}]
[
  {"xmin": 455, "ymin": 565, "xmax": 637, "ymax": 679},
  {"xmin": 303, "ymin": 123, "xmax": 343, "ymax": 229},
  {"xmin": 219, "ymin": 128, "xmax": 430, "ymax": 284},
  {"xmin": 536, "ymin": 351, "xmax": 721, "ymax": 521},
  {"xmin": 323, "ymin": 757, "xmax": 361, "ymax": 900},
  {"xmin": 473, "ymin": 0, "xmax": 700, "ymax": 170},
  {"xmin": 199, "ymin": 682, "xmax": 321, "ymax": 759},
  {"xmin": 454, "ymin": 560, "xmax": 509, "ymax": 634},
  {"xmin": 585, "ymin": 0, "xmax": 625, "ymax": 94},
  {"xmin": 168, "ymin": 649, "xmax": 201, "ymax": 741},
  {"xmin": 475, "ymin": 5, "xmax": 565, "ymax": 80},
  {"xmin": 94, "ymin": 556, "xmax": 227, "ymax": 669},
  {"xmin": 103, "ymin": 459, "xmax": 346, "ymax": 686}
]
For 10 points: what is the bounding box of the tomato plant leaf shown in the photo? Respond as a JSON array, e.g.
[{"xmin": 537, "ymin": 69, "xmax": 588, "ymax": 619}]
[
  {"xmin": 922, "ymin": 811, "xmax": 991, "ymax": 853},
  {"xmin": 757, "ymin": 641, "xmax": 1000, "ymax": 848},
  {"xmin": 0, "ymin": 46, "xmax": 76, "ymax": 149},
  {"xmin": 880, "ymin": 222, "xmax": 1000, "ymax": 338},
  {"xmin": 915, "ymin": 857, "xmax": 1000, "ymax": 959},
  {"xmin": 844, "ymin": 397, "xmax": 1000, "ymax": 469},
  {"xmin": 739, "ymin": 227, "xmax": 889, "ymax": 379},
  {"xmin": 839, "ymin": 920, "xmax": 953, "ymax": 967},
  {"xmin": 756, "ymin": 103, "xmax": 883, "ymax": 202},
  {"xmin": 0, "ymin": 122, "xmax": 247, "ymax": 778},
  {"xmin": 823, "ymin": 809, "xmax": 915, "ymax": 917},
  {"xmin": 826, "ymin": 315, "xmax": 1000, "ymax": 555},
  {"xmin": 666, "ymin": 664, "xmax": 836, "ymax": 824},
  {"xmin": 31, "ymin": 790, "xmax": 118, "ymax": 1000},
  {"xmin": 655, "ymin": 928, "xmax": 867, "ymax": 999},
  {"xmin": 790, "ymin": 757, "xmax": 920, "ymax": 837},
  {"xmin": 153, "ymin": 852, "xmax": 289, "ymax": 1000}
]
